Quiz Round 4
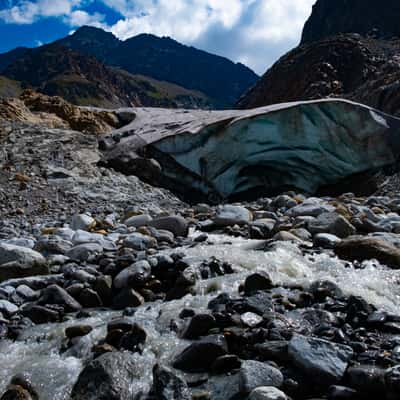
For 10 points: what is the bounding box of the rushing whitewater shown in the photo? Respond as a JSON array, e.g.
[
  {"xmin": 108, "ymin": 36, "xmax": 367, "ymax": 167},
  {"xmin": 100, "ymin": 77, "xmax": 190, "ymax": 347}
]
[{"xmin": 1, "ymin": 232, "xmax": 399, "ymax": 399}]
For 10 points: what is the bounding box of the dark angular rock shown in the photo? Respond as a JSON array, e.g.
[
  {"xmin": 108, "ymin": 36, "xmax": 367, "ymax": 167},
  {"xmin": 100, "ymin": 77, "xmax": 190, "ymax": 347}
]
[
  {"xmin": 244, "ymin": 272, "xmax": 274, "ymax": 295},
  {"xmin": 239, "ymin": 360, "xmax": 284, "ymax": 394},
  {"xmin": 70, "ymin": 352, "xmax": 138, "ymax": 400},
  {"xmin": 65, "ymin": 325, "xmax": 93, "ymax": 339},
  {"xmin": 288, "ymin": 334, "xmax": 353, "ymax": 384},
  {"xmin": 173, "ymin": 335, "xmax": 228, "ymax": 372},
  {"xmin": 112, "ymin": 288, "xmax": 144, "ymax": 309},
  {"xmin": 78, "ymin": 288, "xmax": 103, "ymax": 308},
  {"xmin": 38, "ymin": 284, "xmax": 81, "ymax": 312},
  {"xmin": 183, "ymin": 314, "xmax": 216, "ymax": 339},
  {"xmin": 152, "ymin": 364, "xmax": 191, "ymax": 400},
  {"xmin": 21, "ymin": 304, "xmax": 60, "ymax": 324},
  {"xmin": 211, "ymin": 354, "xmax": 241, "ymax": 374}
]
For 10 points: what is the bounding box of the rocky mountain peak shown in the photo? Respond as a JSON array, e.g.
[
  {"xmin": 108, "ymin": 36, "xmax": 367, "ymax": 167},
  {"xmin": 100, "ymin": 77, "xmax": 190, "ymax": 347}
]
[{"xmin": 301, "ymin": 0, "xmax": 400, "ymax": 44}]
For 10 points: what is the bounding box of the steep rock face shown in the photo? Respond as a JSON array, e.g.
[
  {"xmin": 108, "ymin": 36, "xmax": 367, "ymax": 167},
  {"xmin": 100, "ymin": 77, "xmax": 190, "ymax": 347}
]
[
  {"xmin": 0, "ymin": 90, "xmax": 123, "ymax": 134},
  {"xmin": 103, "ymin": 99, "xmax": 400, "ymax": 202},
  {"xmin": 301, "ymin": 0, "xmax": 400, "ymax": 44},
  {"xmin": 237, "ymin": 35, "xmax": 400, "ymax": 116},
  {"xmin": 2, "ymin": 43, "xmax": 211, "ymax": 109}
]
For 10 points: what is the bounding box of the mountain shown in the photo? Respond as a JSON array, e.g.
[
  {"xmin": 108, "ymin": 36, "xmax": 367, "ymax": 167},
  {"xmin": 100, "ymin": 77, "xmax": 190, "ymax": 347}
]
[
  {"xmin": 56, "ymin": 26, "xmax": 259, "ymax": 107},
  {"xmin": 301, "ymin": 0, "xmax": 400, "ymax": 44},
  {"xmin": 237, "ymin": 0, "xmax": 400, "ymax": 116},
  {"xmin": 1, "ymin": 43, "xmax": 212, "ymax": 109},
  {"xmin": 0, "ymin": 47, "xmax": 28, "ymax": 72}
]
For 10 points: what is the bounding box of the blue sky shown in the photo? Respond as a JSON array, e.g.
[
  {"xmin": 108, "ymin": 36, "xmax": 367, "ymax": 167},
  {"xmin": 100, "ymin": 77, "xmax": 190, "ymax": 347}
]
[{"xmin": 0, "ymin": 0, "xmax": 315, "ymax": 74}]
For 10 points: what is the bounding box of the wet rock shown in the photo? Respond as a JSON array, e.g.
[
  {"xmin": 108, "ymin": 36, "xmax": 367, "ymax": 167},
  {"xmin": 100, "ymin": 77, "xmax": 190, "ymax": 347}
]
[
  {"xmin": 173, "ymin": 334, "xmax": 228, "ymax": 372},
  {"xmin": 15, "ymin": 285, "xmax": 37, "ymax": 301},
  {"xmin": 5, "ymin": 238, "xmax": 35, "ymax": 249},
  {"xmin": 287, "ymin": 202, "xmax": 335, "ymax": 218},
  {"xmin": 308, "ymin": 212, "xmax": 356, "ymax": 238},
  {"xmin": 249, "ymin": 386, "xmax": 288, "ymax": 400},
  {"xmin": 335, "ymin": 236, "xmax": 400, "ymax": 268},
  {"xmin": 118, "ymin": 323, "xmax": 147, "ymax": 352},
  {"xmin": 240, "ymin": 312, "xmax": 263, "ymax": 328},
  {"xmin": 66, "ymin": 243, "xmax": 103, "ymax": 262},
  {"xmin": 152, "ymin": 364, "xmax": 191, "ymax": 400},
  {"xmin": 214, "ymin": 205, "xmax": 252, "ymax": 227},
  {"xmin": 346, "ymin": 365, "xmax": 385, "ymax": 395},
  {"xmin": 0, "ymin": 300, "xmax": 18, "ymax": 317},
  {"xmin": 123, "ymin": 233, "xmax": 157, "ymax": 250},
  {"xmin": 327, "ymin": 386, "xmax": 358, "ymax": 400},
  {"xmin": 183, "ymin": 313, "xmax": 216, "ymax": 339},
  {"xmin": 113, "ymin": 260, "xmax": 151, "ymax": 289},
  {"xmin": 0, "ymin": 385, "xmax": 33, "ymax": 400},
  {"xmin": 288, "ymin": 334, "xmax": 353, "ymax": 384},
  {"xmin": 273, "ymin": 231, "xmax": 303, "ymax": 242},
  {"xmin": 244, "ymin": 272, "xmax": 274, "ymax": 295},
  {"xmin": 314, "ymin": 233, "xmax": 341, "ymax": 249},
  {"xmin": 107, "ymin": 318, "xmax": 135, "ymax": 333},
  {"xmin": 148, "ymin": 215, "xmax": 188, "ymax": 237},
  {"xmin": 249, "ymin": 219, "xmax": 276, "ymax": 239},
  {"xmin": 38, "ymin": 284, "xmax": 81, "ymax": 312},
  {"xmin": 78, "ymin": 288, "xmax": 103, "ymax": 308},
  {"xmin": 21, "ymin": 304, "xmax": 59, "ymax": 323},
  {"xmin": 70, "ymin": 214, "xmax": 96, "ymax": 231},
  {"xmin": 93, "ymin": 275, "xmax": 112, "ymax": 304},
  {"xmin": 211, "ymin": 355, "xmax": 241, "ymax": 374},
  {"xmin": 70, "ymin": 352, "xmax": 137, "ymax": 400},
  {"xmin": 309, "ymin": 280, "xmax": 344, "ymax": 301},
  {"xmin": 239, "ymin": 360, "xmax": 284, "ymax": 394},
  {"xmin": 65, "ymin": 325, "xmax": 93, "ymax": 339},
  {"xmin": 256, "ymin": 341, "xmax": 289, "ymax": 363},
  {"xmin": 112, "ymin": 288, "xmax": 144, "ymax": 309},
  {"xmin": 203, "ymin": 373, "xmax": 240, "ymax": 400},
  {"xmin": 384, "ymin": 365, "xmax": 400, "ymax": 400},
  {"xmin": 243, "ymin": 291, "xmax": 274, "ymax": 315}
]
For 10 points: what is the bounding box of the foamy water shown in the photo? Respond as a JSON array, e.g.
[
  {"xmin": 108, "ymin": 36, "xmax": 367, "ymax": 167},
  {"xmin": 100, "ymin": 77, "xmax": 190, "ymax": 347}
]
[{"xmin": 1, "ymin": 232, "xmax": 400, "ymax": 398}]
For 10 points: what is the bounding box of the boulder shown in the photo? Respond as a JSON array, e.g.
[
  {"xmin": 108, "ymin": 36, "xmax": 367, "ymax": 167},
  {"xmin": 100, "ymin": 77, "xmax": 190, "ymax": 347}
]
[
  {"xmin": 112, "ymin": 288, "xmax": 144, "ymax": 309},
  {"xmin": 123, "ymin": 233, "xmax": 157, "ymax": 250},
  {"xmin": 244, "ymin": 272, "xmax": 274, "ymax": 294},
  {"xmin": 70, "ymin": 214, "xmax": 96, "ymax": 231},
  {"xmin": 38, "ymin": 284, "xmax": 81, "ymax": 312},
  {"xmin": 385, "ymin": 365, "xmax": 400, "ymax": 400},
  {"xmin": 239, "ymin": 360, "xmax": 284, "ymax": 394},
  {"xmin": 249, "ymin": 387, "xmax": 287, "ymax": 400},
  {"xmin": 214, "ymin": 205, "xmax": 252, "ymax": 227},
  {"xmin": 308, "ymin": 212, "xmax": 356, "ymax": 238},
  {"xmin": 113, "ymin": 260, "xmax": 151, "ymax": 289},
  {"xmin": 70, "ymin": 352, "xmax": 137, "ymax": 400},
  {"xmin": 124, "ymin": 214, "xmax": 152, "ymax": 228},
  {"xmin": 335, "ymin": 236, "xmax": 400, "ymax": 268},
  {"xmin": 66, "ymin": 243, "xmax": 103, "ymax": 262},
  {"xmin": 152, "ymin": 364, "xmax": 191, "ymax": 400},
  {"xmin": 0, "ymin": 243, "xmax": 48, "ymax": 282},
  {"xmin": 173, "ymin": 335, "xmax": 228, "ymax": 372},
  {"xmin": 288, "ymin": 334, "xmax": 353, "ymax": 384},
  {"xmin": 148, "ymin": 215, "xmax": 188, "ymax": 237}
]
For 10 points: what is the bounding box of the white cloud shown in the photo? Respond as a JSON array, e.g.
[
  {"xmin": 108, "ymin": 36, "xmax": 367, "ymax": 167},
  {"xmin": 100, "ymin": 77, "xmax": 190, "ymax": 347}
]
[
  {"xmin": 0, "ymin": 0, "xmax": 316, "ymax": 74},
  {"xmin": 65, "ymin": 10, "xmax": 105, "ymax": 27},
  {"xmin": 0, "ymin": 0, "xmax": 103, "ymax": 26},
  {"xmin": 100, "ymin": 0, "xmax": 315, "ymax": 74}
]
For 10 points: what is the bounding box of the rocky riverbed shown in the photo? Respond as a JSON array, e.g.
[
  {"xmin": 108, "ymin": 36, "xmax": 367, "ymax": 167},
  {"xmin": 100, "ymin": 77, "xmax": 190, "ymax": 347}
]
[
  {"xmin": 2, "ymin": 102, "xmax": 400, "ymax": 399},
  {"xmin": 2, "ymin": 187, "xmax": 400, "ymax": 399}
]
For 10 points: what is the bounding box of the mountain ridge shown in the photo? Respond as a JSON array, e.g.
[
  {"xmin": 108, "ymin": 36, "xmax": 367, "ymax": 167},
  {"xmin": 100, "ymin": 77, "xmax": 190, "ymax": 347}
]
[{"xmin": 0, "ymin": 26, "xmax": 258, "ymax": 108}]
